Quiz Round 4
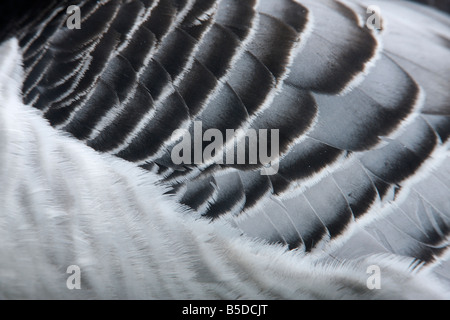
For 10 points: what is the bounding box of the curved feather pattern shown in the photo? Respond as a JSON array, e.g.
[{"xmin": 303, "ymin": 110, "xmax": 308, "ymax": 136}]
[
  {"xmin": 308, "ymin": 54, "xmax": 419, "ymax": 151},
  {"xmin": 14, "ymin": 0, "xmax": 450, "ymax": 244},
  {"xmin": 286, "ymin": 0, "xmax": 379, "ymax": 94},
  {"xmin": 333, "ymin": 152, "xmax": 450, "ymax": 264},
  {"xmin": 1, "ymin": 0, "xmax": 450, "ymax": 299}
]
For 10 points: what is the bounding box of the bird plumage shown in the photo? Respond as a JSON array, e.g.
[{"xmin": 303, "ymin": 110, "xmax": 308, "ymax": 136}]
[{"xmin": 0, "ymin": 0, "xmax": 449, "ymax": 299}]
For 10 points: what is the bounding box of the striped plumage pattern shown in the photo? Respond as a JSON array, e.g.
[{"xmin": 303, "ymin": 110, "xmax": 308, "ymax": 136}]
[{"xmin": 1, "ymin": 0, "xmax": 450, "ymax": 298}]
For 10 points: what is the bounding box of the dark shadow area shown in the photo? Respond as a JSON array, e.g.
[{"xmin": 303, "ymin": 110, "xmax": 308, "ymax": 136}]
[
  {"xmin": 411, "ymin": 0, "xmax": 450, "ymax": 13},
  {"xmin": 0, "ymin": 0, "xmax": 65, "ymax": 42}
]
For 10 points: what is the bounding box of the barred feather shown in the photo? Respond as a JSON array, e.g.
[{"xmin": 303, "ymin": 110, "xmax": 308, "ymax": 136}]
[{"xmin": 0, "ymin": 0, "xmax": 449, "ymax": 299}]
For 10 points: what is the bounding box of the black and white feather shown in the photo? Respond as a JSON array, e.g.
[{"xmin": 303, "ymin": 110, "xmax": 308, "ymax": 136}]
[{"xmin": 0, "ymin": 0, "xmax": 449, "ymax": 299}]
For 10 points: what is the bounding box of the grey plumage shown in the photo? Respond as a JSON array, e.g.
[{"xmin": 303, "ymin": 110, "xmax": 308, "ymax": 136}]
[{"xmin": 0, "ymin": 0, "xmax": 449, "ymax": 299}]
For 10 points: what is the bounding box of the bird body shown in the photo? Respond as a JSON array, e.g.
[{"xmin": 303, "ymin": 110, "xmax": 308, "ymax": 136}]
[{"xmin": 0, "ymin": 0, "xmax": 449, "ymax": 299}]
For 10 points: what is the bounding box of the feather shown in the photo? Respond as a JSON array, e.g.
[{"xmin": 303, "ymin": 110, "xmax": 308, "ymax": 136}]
[{"xmin": 1, "ymin": 0, "xmax": 450, "ymax": 299}]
